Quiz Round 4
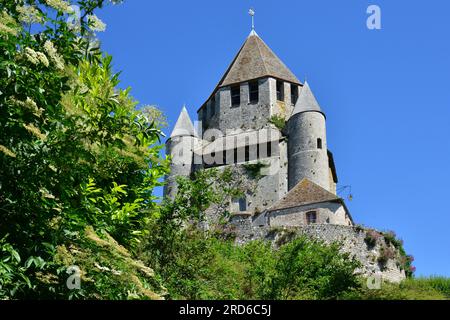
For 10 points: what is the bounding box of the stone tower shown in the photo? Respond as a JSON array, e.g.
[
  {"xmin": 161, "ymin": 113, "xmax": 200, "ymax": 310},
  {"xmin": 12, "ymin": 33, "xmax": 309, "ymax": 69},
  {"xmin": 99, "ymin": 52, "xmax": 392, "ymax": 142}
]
[
  {"xmin": 164, "ymin": 106, "xmax": 199, "ymax": 198},
  {"xmin": 165, "ymin": 30, "xmax": 340, "ymax": 222},
  {"xmin": 287, "ymin": 81, "xmax": 334, "ymax": 192},
  {"xmin": 162, "ymin": 28, "xmax": 408, "ymax": 284},
  {"xmin": 198, "ymin": 30, "xmax": 301, "ymax": 134}
]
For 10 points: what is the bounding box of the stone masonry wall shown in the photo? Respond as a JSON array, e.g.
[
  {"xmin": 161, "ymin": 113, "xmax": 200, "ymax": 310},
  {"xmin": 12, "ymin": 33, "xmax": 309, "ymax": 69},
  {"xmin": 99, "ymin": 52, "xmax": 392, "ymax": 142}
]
[{"xmin": 229, "ymin": 219, "xmax": 406, "ymax": 283}]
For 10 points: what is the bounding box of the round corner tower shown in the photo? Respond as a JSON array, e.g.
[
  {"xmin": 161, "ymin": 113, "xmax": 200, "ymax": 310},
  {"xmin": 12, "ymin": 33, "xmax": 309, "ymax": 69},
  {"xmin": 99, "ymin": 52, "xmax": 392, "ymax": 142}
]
[
  {"xmin": 164, "ymin": 106, "xmax": 199, "ymax": 199},
  {"xmin": 287, "ymin": 82, "xmax": 330, "ymax": 191}
]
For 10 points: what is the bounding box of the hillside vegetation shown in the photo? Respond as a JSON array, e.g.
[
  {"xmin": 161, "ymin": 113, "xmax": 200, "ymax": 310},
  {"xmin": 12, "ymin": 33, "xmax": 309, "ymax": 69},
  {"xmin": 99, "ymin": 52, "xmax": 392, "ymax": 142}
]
[{"xmin": 0, "ymin": 1, "xmax": 448, "ymax": 300}]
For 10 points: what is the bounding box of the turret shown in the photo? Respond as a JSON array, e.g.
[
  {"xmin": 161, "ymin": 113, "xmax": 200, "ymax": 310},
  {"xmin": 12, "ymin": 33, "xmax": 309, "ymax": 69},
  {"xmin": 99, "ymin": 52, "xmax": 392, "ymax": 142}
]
[
  {"xmin": 164, "ymin": 106, "xmax": 199, "ymax": 198},
  {"xmin": 287, "ymin": 81, "xmax": 331, "ymax": 192}
]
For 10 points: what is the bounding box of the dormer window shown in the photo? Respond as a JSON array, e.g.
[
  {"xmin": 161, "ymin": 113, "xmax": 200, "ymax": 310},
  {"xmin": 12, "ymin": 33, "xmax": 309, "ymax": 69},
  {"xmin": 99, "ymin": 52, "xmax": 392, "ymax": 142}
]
[
  {"xmin": 291, "ymin": 84, "xmax": 298, "ymax": 104},
  {"xmin": 231, "ymin": 85, "xmax": 240, "ymax": 107},
  {"xmin": 276, "ymin": 80, "xmax": 284, "ymax": 101},
  {"xmin": 249, "ymin": 80, "xmax": 259, "ymax": 104}
]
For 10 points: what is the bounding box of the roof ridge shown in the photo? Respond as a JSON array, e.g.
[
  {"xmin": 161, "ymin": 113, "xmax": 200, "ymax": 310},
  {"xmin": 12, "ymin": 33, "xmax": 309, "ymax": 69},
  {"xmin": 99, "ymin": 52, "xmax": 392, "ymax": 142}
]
[
  {"xmin": 267, "ymin": 178, "xmax": 338, "ymax": 212},
  {"xmin": 197, "ymin": 32, "xmax": 301, "ymax": 112},
  {"xmin": 253, "ymin": 33, "xmax": 269, "ymax": 76}
]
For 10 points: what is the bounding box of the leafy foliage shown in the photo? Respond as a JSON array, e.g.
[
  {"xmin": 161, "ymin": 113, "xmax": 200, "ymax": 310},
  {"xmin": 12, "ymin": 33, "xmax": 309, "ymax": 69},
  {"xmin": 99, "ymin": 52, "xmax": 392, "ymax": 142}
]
[
  {"xmin": 0, "ymin": 236, "xmax": 31, "ymax": 299},
  {"xmin": 243, "ymin": 161, "xmax": 269, "ymax": 179},
  {"xmin": 0, "ymin": 0, "xmax": 168, "ymax": 299},
  {"xmin": 0, "ymin": 1, "xmax": 447, "ymax": 301},
  {"xmin": 343, "ymin": 277, "xmax": 450, "ymax": 300},
  {"xmin": 141, "ymin": 169, "xmax": 361, "ymax": 300},
  {"xmin": 269, "ymin": 115, "xmax": 286, "ymax": 132}
]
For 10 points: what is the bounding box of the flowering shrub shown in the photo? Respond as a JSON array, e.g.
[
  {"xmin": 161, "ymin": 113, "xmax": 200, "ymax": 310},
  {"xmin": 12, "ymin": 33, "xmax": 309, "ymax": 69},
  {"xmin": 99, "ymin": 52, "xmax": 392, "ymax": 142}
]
[
  {"xmin": 364, "ymin": 229, "xmax": 381, "ymax": 248},
  {"xmin": 0, "ymin": 0, "xmax": 167, "ymax": 299},
  {"xmin": 377, "ymin": 245, "xmax": 396, "ymax": 267}
]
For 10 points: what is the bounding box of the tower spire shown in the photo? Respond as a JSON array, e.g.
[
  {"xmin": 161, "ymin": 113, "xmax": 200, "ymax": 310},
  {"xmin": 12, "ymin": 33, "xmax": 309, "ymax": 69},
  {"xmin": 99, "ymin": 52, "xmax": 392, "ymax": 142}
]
[{"xmin": 248, "ymin": 8, "xmax": 255, "ymax": 31}]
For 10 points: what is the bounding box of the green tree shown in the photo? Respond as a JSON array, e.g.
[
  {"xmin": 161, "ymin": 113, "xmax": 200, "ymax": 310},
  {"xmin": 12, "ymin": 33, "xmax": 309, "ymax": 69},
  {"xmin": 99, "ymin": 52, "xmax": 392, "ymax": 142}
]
[
  {"xmin": 142, "ymin": 168, "xmax": 361, "ymax": 300},
  {"xmin": 0, "ymin": 0, "xmax": 168, "ymax": 299}
]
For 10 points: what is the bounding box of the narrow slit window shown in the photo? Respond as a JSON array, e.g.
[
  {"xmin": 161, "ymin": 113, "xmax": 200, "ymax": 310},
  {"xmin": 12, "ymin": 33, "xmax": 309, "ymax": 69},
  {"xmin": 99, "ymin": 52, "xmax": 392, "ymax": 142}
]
[
  {"xmin": 291, "ymin": 84, "xmax": 298, "ymax": 104},
  {"xmin": 306, "ymin": 211, "xmax": 317, "ymax": 224},
  {"xmin": 317, "ymin": 138, "xmax": 322, "ymax": 149},
  {"xmin": 201, "ymin": 108, "xmax": 207, "ymax": 124},
  {"xmin": 276, "ymin": 80, "xmax": 284, "ymax": 101},
  {"xmin": 223, "ymin": 150, "xmax": 227, "ymax": 165},
  {"xmin": 231, "ymin": 85, "xmax": 240, "ymax": 107},
  {"xmin": 239, "ymin": 198, "xmax": 247, "ymax": 212},
  {"xmin": 210, "ymin": 96, "xmax": 216, "ymax": 116},
  {"xmin": 249, "ymin": 81, "xmax": 259, "ymax": 103}
]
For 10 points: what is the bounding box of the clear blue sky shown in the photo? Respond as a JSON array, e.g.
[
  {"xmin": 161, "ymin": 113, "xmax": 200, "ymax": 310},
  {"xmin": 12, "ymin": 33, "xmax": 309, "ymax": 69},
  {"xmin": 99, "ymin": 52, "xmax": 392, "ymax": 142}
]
[{"xmin": 96, "ymin": 0, "xmax": 450, "ymax": 277}]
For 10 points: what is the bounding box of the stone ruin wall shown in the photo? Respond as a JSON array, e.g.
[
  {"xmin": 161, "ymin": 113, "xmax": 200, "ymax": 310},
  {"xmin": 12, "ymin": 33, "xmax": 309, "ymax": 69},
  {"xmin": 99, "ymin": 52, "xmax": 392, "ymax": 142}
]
[{"xmin": 229, "ymin": 215, "xmax": 406, "ymax": 283}]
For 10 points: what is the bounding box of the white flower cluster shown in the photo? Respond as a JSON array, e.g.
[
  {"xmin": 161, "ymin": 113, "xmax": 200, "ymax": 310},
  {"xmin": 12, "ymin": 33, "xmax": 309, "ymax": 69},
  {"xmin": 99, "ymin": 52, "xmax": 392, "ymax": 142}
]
[
  {"xmin": 43, "ymin": 40, "xmax": 65, "ymax": 70},
  {"xmin": 0, "ymin": 11, "xmax": 19, "ymax": 37},
  {"xmin": 11, "ymin": 97, "xmax": 44, "ymax": 117},
  {"xmin": 45, "ymin": 0, "xmax": 74, "ymax": 14},
  {"xmin": 24, "ymin": 123, "xmax": 47, "ymax": 141},
  {"xmin": 17, "ymin": 5, "xmax": 43, "ymax": 24},
  {"xmin": 24, "ymin": 47, "xmax": 49, "ymax": 67},
  {"xmin": 0, "ymin": 145, "xmax": 16, "ymax": 158},
  {"xmin": 88, "ymin": 14, "xmax": 106, "ymax": 32}
]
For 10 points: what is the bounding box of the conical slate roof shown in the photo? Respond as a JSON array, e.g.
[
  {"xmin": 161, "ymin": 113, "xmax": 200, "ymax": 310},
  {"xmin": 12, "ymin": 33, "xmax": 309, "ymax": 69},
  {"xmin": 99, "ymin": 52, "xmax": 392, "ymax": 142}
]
[
  {"xmin": 218, "ymin": 31, "xmax": 300, "ymax": 87},
  {"xmin": 267, "ymin": 178, "xmax": 338, "ymax": 211},
  {"xmin": 169, "ymin": 106, "xmax": 196, "ymax": 138},
  {"xmin": 291, "ymin": 81, "xmax": 323, "ymax": 116}
]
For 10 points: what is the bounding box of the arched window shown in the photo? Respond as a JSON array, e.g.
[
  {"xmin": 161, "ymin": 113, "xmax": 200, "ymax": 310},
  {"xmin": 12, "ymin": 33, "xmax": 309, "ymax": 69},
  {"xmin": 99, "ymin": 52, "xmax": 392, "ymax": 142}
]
[
  {"xmin": 306, "ymin": 211, "xmax": 317, "ymax": 224},
  {"xmin": 317, "ymin": 138, "xmax": 322, "ymax": 149}
]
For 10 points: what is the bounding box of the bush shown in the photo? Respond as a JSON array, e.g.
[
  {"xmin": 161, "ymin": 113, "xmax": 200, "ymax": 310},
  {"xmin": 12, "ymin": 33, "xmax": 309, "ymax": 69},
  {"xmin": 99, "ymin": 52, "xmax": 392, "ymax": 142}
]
[
  {"xmin": 377, "ymin": 245, "xmax": 396, "ymax": 267},
  {"xmin": 364, "ymin": 230, "xmax": 381, "ymax": 248},
  {"xmin": 268, "ymin": 238, "xmax": 360, "ymax": 299},
  {"xmin": 269, "ymin": 115, "xmax": 286, "ymax": 131},
  {"xmin": 342, "ymin": 277, "xmax": 450, "ymax": 300},
  {"xmin": 0, "ymin": 1, "xmax": 168, "ymax": 299},
  {"xmin": 142, "ymin": 224, "xmax": 362, "ymax": 300},
  {"xmin": 383, "ymin": 230, "xmax": 403, "ymax": 249}
]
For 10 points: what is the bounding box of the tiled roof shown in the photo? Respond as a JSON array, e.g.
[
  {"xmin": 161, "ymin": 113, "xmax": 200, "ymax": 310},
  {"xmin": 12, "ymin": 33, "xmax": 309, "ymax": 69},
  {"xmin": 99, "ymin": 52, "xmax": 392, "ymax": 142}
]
[
  {"xmin": 291, "ymin": 81, "xmax": 323, "ymax": 116},
  {"xmin": 218, "ymin": 30, "xmax": 300, "ymax": 87},
  {"xmin": 267, "ymin": 178, "xmax": 339, "ymax": 211},
  {"xmin": 169, "ymin": 106, "xmax": 196, "ymax": 138}
]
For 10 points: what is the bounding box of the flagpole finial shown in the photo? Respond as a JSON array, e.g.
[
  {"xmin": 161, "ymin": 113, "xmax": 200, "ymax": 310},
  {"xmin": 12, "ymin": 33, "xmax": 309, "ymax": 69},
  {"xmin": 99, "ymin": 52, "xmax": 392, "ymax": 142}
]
[{"xmin": 248, "ymin": 8, "xmax": 255, "ymax": 30}]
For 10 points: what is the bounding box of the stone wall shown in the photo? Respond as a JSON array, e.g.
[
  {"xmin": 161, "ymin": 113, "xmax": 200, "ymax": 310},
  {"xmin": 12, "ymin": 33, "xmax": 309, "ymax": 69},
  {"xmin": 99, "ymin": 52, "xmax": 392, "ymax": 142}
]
[
  {"xmin": 268, "ymin": 202, "xmax": 352, "ymax": 227},
  {"xmin": 287, "ymin": 111, "xmax": 330, "ymax": 191},
  {"xmin": 200, "ymin": 78, "xmax": 273, "ymax": 133},
  {"xmin": 229, "ymin": 220, "xmax": 406, "ymax": 283}
]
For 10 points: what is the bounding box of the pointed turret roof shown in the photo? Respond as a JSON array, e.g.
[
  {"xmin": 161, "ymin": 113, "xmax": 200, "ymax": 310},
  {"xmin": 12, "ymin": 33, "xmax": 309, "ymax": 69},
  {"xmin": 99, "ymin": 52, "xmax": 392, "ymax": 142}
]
[
  {"xmin": 267, "ymin": 179, "xmax": 338, "ymax": 212},
  {"xmin": 218, "ymin": 31, "xmax": 300, "ymax": 87},
  {"xmin": 291, "ymin": 81, "xmax": 323, "ymax": 116},
  {"xmin": 169, "ymin": 106, "xmax": 196, "ymax": 138}
]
